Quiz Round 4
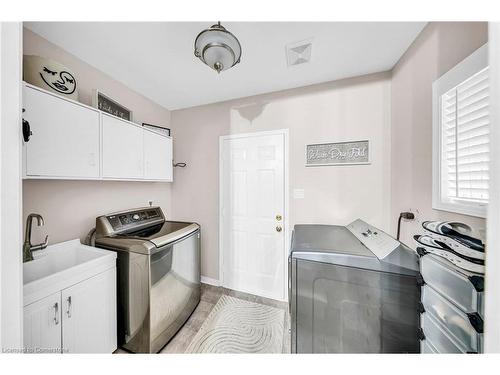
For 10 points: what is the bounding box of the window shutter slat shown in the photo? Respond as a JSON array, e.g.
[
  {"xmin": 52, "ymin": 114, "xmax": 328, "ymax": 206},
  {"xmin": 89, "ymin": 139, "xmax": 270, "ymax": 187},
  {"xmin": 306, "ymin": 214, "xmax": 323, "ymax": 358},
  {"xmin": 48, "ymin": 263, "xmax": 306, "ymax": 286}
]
[{"xmin": 441, "ymin": 66, "xmax": 489, "ymax": 204}]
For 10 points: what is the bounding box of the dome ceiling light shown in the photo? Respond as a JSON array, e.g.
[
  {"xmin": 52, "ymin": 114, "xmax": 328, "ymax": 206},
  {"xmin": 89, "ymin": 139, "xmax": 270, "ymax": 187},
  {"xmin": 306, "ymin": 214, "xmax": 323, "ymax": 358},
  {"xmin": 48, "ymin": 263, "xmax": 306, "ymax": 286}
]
[{"xmin": 194, "ymin": 22, "xmax": 242, "ymax": 74}]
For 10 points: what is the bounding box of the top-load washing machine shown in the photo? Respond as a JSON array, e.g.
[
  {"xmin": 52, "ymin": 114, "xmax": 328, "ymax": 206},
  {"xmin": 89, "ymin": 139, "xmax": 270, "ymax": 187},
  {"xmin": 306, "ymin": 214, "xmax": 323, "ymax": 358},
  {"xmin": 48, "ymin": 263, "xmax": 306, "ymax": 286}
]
[
  {"xmin": 94, "ymin": 207, "xmax": 200, "ymax": 353},
  {"xmin": 289, "ymin": 219, "xmax": 420, "ymax": 353}
]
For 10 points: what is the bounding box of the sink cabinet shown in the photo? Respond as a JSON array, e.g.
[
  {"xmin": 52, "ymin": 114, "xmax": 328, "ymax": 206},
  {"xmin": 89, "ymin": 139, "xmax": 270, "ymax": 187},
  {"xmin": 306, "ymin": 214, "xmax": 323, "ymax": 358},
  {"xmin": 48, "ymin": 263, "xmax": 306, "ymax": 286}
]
[
  {"xmin": 23, "ymin": 292, "xmax": 62, "ymax": 354},
  {"xmin": 61, "ymin": 268, "xmax": 117, "ymax": 353},
  {"xmin": 23, "ymin": 267, "xmax": 116, "ymax": 353}
]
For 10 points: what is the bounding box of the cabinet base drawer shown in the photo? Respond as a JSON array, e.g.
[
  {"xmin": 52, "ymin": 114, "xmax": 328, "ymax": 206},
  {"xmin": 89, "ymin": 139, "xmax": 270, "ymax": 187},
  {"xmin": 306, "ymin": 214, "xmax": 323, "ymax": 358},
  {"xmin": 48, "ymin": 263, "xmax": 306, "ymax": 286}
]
[
  {"xmin": 420, "ymin": 254, "xmax": 484, "ymax": 316},
  {"xmin": 421, "ymin": 313, "xmax": 468, "ymax": 353},
  {"xmin": 422, "ymin": 285, "xmax": 482, "ymax": 353}
]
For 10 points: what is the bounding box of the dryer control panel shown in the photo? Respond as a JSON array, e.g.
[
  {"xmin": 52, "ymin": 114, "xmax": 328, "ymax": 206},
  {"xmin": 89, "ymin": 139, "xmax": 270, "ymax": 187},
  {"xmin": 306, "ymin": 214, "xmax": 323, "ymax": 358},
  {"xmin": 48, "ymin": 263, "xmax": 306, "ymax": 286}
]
[{"xmin": 347, "ymin": 219, "xmax": 400, "ymax": 259}]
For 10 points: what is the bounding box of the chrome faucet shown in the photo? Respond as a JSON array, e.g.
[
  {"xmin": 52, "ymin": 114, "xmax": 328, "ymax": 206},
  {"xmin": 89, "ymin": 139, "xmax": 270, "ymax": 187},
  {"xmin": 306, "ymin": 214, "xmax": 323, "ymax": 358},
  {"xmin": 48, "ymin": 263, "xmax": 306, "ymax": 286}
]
[{"xmin": 23, "ymin": 213, "xmax": 49, "ymax": 263}]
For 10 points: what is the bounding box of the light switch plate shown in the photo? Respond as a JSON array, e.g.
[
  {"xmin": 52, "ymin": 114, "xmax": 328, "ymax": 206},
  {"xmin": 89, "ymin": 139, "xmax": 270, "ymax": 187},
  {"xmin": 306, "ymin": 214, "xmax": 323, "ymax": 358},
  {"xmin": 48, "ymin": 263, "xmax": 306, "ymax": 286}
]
[{"xmin": 293, "ymin": 188, "xmax": 305, "ymax": 199}]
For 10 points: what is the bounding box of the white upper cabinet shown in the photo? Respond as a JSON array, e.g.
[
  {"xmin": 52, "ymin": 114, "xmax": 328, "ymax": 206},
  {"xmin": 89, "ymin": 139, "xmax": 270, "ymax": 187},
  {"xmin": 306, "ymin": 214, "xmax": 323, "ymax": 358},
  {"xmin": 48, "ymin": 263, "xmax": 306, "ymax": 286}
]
[
  {"xmin": 23, "ymin": 85, "xmax": 100, "ymax": 178},
  {"xmin": 144, "ymin": 130, "xmax": 173, "ymax": 181},
  {"xmin": 22, "ymin": 84, "xmax": 173, "ymax": 182},
  {"xmin": 102, "ymin": 114, "xmax": 144, "ymax": 179}
]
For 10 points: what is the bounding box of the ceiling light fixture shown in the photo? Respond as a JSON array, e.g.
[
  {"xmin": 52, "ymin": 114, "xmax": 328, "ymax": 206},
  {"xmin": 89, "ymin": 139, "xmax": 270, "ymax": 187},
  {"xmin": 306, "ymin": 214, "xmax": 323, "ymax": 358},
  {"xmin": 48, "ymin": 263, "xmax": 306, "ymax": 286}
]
[{"xmin": 194, "ymin": 22, "xmax": 242, "ymax": 74}]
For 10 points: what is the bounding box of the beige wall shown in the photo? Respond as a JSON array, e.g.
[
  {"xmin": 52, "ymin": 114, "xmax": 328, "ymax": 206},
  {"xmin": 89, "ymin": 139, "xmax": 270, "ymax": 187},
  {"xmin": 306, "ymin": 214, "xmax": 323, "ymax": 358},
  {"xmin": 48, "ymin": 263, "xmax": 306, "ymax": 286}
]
[
  {"xmin": 23, "ymin": 28, "xmax": 173, "ymax": 244},
  {"xmin": 171, "ymin": 73, "xmax": 392, "ymax": 280},
  {"xmin": 391, "ymin": 22, "xmax": 488, "ymax": 246},
  {"xmin": 23, "ymin": 22, "xmax": 489, "ymax": 282}
]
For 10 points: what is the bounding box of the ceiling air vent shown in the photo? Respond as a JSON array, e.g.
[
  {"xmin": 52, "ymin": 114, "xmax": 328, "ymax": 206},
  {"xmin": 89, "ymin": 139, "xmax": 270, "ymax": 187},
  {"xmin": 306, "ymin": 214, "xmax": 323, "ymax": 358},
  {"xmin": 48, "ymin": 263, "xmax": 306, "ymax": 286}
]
[{"xmin": 286, "ymin": 38, "xmax": 313, "ymax": 67}]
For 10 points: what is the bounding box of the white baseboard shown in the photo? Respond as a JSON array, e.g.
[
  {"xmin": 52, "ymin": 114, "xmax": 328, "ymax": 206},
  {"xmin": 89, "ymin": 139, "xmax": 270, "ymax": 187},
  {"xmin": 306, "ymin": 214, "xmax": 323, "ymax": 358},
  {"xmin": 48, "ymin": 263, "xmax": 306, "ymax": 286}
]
[{"xmin": 201, "ymin": 276, "xmax": 221, "ymax": 286}]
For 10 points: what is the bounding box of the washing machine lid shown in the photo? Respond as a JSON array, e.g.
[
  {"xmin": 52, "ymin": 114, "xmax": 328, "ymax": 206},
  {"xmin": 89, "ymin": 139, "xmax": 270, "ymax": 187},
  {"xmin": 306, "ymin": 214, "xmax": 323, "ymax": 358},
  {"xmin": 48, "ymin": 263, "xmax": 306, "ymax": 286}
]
[
  {"xmin": 95, "ymin": 221, "xmax": 199, "ymax": 255},
  {"xmin": 290, "ymin": 220, "xmax": 418, "ymax": 276}
]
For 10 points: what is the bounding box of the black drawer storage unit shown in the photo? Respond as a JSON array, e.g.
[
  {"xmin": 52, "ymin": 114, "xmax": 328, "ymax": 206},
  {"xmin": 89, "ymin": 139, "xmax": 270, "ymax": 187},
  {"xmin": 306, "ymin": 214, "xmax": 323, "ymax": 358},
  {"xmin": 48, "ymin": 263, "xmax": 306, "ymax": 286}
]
[{"xmin": 417, "ymin": 252, "xmax": 484, "ymax": 353}]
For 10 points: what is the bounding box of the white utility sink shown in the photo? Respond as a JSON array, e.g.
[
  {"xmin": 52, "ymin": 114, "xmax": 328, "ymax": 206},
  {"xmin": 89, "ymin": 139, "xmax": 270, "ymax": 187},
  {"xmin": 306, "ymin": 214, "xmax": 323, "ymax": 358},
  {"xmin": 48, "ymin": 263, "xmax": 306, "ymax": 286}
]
[{"xmin": 23, "ymin": 239, "xmax": 116, "ymax": 306}]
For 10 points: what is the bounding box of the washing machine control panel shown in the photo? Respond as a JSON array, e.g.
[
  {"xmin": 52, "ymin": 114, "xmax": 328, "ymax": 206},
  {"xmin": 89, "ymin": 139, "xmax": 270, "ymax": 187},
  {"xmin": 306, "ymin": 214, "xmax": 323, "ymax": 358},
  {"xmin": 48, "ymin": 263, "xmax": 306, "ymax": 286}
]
[
  {"xmin": 105, "ymin": 207, "xmax": 163, "ymax": 232},
  {"xmin": 347, "ymin": 219, "xmax": 400, "ymax": 259}
]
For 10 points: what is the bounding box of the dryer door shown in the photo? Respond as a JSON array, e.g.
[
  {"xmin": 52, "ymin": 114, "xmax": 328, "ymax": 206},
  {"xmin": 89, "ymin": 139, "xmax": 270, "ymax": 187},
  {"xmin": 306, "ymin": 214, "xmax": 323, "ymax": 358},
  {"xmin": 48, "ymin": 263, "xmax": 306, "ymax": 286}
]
[{"xmin": 295, "ymin": 259, "xmax": 419, "ymax": 353}]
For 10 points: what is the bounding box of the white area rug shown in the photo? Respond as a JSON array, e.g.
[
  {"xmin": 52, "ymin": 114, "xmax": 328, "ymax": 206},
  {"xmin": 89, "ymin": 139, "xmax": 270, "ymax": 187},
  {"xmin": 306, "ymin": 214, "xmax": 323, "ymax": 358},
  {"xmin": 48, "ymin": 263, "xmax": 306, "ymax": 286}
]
[{"xmin": 185, "ymin": 295, "xmax": 285, "ymax": 353}]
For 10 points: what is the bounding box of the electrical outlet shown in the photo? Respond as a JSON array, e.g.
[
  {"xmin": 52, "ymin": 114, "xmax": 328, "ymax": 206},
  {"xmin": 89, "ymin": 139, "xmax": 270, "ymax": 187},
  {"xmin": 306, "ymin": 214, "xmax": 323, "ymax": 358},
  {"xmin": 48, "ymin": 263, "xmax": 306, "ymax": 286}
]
[{"xmin": 409, "ymin": 208, "xmax": 422, "ymax": 233}]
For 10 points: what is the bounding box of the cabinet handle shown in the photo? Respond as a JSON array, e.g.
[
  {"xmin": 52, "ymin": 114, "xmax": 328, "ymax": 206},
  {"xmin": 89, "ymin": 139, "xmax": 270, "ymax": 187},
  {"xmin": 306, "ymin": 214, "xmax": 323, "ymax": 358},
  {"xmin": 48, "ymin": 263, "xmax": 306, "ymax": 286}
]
[
  {"xmin": 66, "ymin": 296, "xmax": 72, "ymax": 318},
  {"xmin": 22, "ymin": 119, "xmax": 32, "ymax": 142},
  {"xmin": 53, "ymin": 302, "xmax": 59, "ymax": 325}
]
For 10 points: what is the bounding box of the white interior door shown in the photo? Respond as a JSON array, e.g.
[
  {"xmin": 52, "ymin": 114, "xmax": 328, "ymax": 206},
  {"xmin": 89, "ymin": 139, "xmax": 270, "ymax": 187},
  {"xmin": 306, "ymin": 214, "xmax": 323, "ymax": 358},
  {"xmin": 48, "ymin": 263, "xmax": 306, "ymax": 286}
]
[
  {"xmin": 221, "ymin": 131, "xmax": 286, "ymax": 301},
  {"xmin": 1, "ymin": 22, "xmax": 23, "ymax": 350}
]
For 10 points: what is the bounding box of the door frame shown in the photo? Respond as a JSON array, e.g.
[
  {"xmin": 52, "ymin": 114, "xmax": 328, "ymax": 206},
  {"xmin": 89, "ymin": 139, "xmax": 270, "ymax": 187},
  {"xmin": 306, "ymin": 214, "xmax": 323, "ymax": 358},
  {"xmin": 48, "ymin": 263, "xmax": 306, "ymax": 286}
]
[
  {"xmin": 218, "ymin": 129, "xmax": 289, "ymax": 301},
  {"xmin": 0, "ymin": 22, "xmax": 23, "ymax": 351},
  {"xmin": 485, "ymin": 22, "xmax": 500, "ymax": 353}
]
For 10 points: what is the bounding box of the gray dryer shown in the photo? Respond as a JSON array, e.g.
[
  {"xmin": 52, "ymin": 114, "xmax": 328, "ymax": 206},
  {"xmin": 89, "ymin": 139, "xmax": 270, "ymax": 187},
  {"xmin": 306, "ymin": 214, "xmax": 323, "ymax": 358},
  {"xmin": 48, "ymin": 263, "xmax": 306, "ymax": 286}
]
[{"xmin": 289, "ymin": 219, "xmax": 420, "ymax": 353}]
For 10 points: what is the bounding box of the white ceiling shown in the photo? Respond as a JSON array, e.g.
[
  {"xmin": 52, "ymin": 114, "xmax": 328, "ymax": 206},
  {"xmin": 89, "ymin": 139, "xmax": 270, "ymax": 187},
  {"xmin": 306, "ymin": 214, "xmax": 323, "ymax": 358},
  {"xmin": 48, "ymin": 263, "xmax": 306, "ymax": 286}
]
[{"xmin": 25, "ymin": 22, "xmax": 426, "ymax": 110}]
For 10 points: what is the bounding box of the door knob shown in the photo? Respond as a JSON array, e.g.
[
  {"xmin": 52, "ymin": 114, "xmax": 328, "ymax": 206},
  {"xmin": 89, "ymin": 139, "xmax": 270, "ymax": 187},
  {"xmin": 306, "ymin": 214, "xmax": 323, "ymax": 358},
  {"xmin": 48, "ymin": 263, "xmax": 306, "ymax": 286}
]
[
  {"xmin": 276, "ymin": 225, "xmax": 282, "ymax": 232},
  {"xmin": 276, "ymin": 214, "xmax": 282, "ymax": 221}
]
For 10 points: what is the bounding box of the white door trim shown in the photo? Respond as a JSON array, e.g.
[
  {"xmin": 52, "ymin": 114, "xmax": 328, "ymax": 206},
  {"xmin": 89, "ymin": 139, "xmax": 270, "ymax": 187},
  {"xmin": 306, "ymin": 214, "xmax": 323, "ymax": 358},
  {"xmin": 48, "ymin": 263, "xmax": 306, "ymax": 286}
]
[
  {"xmin": 218, "ymin": 129, "xmax": 289, "ymax": 301},
  {"xmin": 0, "ymin": 22, "xmax": 23, "ymax": 350},
  {"xmin": 485, "ymin": 22, "xmax": 500, "ymax": 353}
]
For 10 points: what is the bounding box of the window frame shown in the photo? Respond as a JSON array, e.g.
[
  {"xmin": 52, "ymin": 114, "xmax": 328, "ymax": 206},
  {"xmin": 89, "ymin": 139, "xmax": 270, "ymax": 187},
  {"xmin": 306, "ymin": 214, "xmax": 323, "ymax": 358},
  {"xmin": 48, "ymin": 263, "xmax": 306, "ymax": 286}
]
[{"xmin": 432, "ymin": 43, "xmax": 489, "ymax": 218}]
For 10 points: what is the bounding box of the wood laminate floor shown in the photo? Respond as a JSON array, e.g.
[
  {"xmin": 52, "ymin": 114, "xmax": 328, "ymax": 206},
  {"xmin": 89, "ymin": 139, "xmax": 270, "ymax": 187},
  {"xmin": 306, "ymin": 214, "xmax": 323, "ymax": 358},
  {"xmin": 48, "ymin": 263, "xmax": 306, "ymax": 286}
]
[{"xmin": 115, "ymin": 283, "xmax": 291, "ymax": 354}]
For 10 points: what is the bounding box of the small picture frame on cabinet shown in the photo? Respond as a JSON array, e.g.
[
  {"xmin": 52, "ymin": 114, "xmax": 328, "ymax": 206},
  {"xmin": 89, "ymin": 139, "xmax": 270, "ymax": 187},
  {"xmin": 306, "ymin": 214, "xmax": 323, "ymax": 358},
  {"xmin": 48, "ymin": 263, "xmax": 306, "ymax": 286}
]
[
  {"xmin": 92, "ymin": 89, "xmax": 133, "ymax": 121},
  {"xmin": 142, "ymin": 123, "xmax": 171, "ymax": 137}
]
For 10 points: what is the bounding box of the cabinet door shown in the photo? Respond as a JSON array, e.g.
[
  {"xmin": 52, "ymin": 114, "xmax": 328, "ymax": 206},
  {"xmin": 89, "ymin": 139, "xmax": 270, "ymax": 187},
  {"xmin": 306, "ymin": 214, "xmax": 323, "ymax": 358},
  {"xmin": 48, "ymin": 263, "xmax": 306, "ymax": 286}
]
[
  {"xmin": 23, "ymin": 292, "xmax": 62, "ymax": 353},
  {"xmin": 61, "ymin": 268, "xmax": 117, "ymax": 353},
  {"xmin": 144, "ymin": 131, "xmax": 173, "ymax": 181},
  {"xmin": 102, "ymin": 114, "xmax": 144, "ymax": 179},
  {"xmin": 23, "ymin": 86, "xmax": 100, "ymax": 178}
]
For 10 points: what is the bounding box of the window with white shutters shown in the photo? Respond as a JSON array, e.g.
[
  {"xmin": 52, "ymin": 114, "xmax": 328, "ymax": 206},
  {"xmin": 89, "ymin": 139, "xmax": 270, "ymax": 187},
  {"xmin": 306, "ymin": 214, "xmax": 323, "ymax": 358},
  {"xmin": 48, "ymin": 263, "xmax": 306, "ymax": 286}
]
[{"xmin": 433, "ymin": 44, "xmax": 489, "ymax": 218}]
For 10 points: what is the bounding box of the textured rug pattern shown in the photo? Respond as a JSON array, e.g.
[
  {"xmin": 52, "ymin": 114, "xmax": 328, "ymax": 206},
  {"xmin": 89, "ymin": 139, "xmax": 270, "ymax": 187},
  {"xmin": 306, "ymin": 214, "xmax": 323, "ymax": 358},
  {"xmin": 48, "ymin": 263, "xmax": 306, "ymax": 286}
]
[{"xmin": 185, "ymin": 295, "xmax": 285, "ymax": 353}]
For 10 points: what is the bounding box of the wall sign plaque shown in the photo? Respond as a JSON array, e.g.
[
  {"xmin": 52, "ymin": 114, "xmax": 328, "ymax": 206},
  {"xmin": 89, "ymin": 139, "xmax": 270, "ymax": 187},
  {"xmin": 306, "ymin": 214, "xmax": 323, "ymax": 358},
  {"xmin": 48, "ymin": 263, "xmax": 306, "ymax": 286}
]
[
  {"xmin": 306, "ymin": 140, "xmax": 370, "ymax": 166},
  {"xmin": 92, "ymin": 89, "xmax": 133, "ymax": 121}
]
